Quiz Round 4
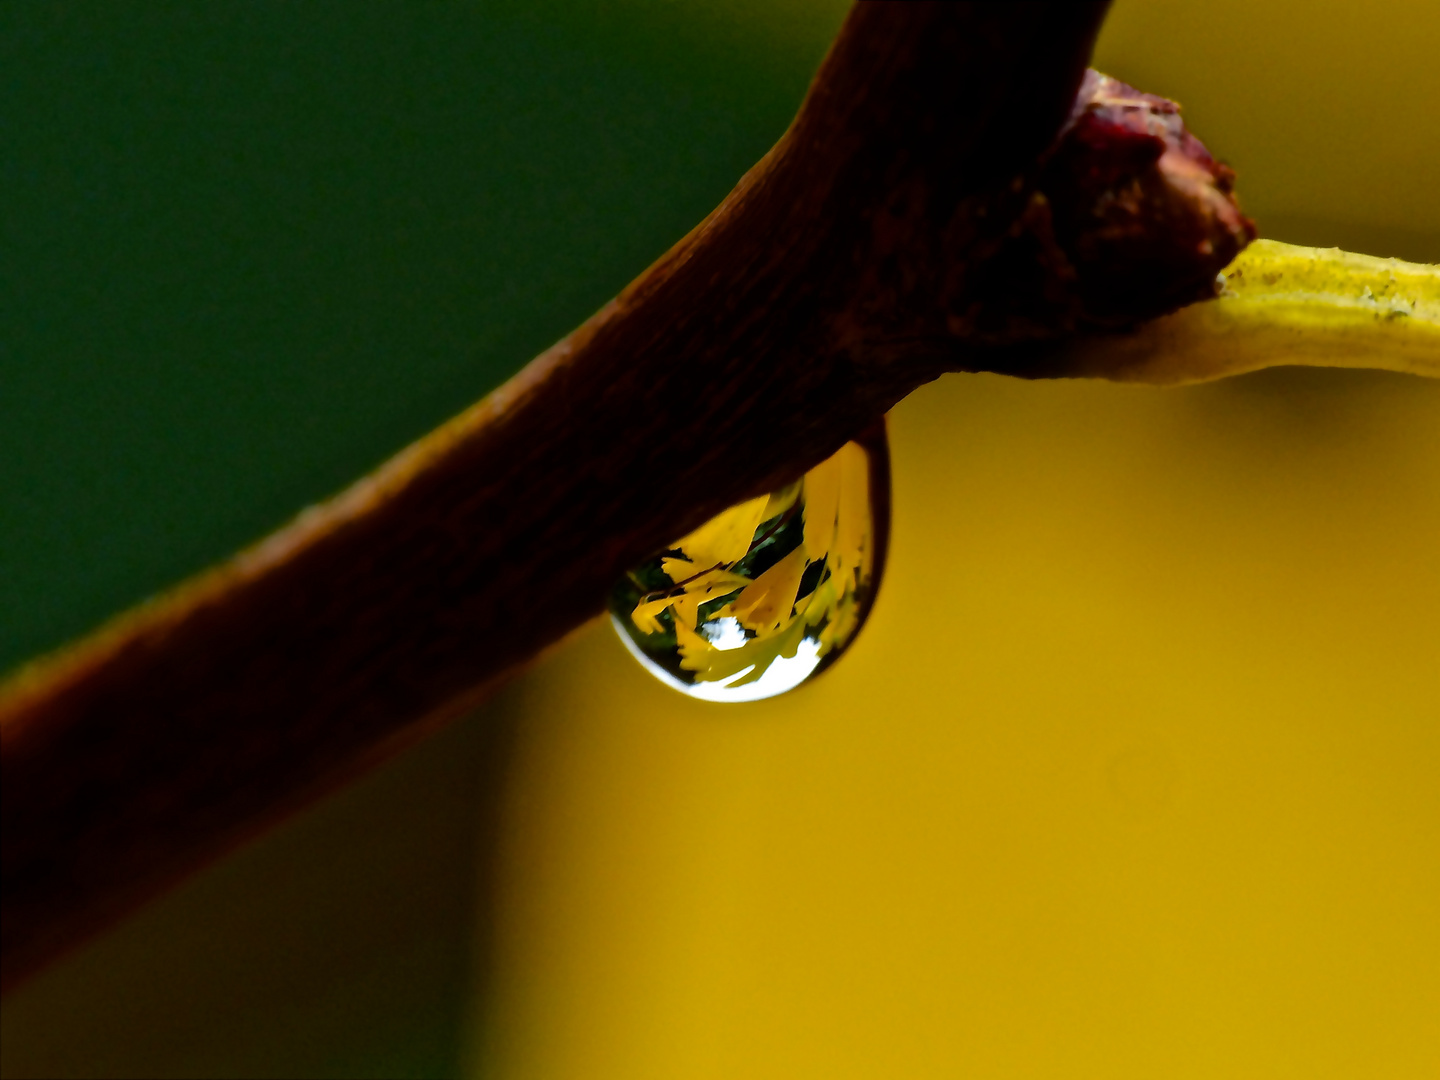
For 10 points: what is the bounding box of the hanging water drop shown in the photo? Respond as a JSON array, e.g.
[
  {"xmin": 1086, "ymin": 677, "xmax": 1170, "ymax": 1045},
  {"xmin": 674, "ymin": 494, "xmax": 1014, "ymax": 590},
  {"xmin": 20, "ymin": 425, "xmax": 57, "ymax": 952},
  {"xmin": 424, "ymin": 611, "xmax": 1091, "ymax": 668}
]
[{"xmin": 608, "ymin": 421, "xmax": 890, "ymax": 702}]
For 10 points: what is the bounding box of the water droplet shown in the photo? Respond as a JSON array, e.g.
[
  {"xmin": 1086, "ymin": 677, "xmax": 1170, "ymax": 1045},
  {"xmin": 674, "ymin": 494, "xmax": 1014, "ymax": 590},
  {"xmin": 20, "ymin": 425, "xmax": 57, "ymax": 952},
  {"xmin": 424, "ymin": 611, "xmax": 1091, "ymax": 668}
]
[{"xmin": 608, "ymin": 421, "xmax": 890, "ymax": 702}]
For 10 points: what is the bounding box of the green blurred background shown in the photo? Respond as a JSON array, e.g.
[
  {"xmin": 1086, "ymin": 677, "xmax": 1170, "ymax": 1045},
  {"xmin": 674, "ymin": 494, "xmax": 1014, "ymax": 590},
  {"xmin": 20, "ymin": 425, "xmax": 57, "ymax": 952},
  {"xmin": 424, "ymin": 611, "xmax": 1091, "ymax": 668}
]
[{"xmin": 2, "ymin": 1, "xmax": 1437, "ymax": 1077}]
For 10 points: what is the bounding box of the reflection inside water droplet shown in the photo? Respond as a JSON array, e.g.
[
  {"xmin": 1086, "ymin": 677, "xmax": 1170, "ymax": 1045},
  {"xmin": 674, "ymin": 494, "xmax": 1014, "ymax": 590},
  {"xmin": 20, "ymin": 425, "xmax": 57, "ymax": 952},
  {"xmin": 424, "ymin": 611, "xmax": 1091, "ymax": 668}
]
[{"xmin": 608, "ymin": 421, "xmax": 890, "ymax": 702}]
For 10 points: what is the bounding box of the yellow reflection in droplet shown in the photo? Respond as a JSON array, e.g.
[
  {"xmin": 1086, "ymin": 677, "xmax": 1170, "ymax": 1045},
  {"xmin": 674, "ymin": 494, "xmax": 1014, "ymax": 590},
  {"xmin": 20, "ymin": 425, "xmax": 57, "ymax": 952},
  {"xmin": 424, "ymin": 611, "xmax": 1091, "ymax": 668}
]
[{"xmin": 608, "ymin": 433, "xmax": 888, "ymax": 702}]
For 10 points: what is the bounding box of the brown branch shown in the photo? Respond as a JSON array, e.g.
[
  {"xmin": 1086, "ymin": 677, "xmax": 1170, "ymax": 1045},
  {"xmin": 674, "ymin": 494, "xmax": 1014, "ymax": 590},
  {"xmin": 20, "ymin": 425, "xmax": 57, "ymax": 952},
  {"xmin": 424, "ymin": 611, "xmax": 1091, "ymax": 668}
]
[{"xmin": 1, "ymin": 2, "xmax": 1254, "ymax": 991}]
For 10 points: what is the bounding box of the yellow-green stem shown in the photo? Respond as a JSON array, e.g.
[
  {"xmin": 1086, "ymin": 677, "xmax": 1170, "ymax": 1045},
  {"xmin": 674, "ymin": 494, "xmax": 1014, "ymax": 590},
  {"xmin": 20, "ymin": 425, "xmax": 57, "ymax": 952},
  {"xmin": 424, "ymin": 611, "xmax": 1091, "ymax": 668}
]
[{"xmin": 1063, "ymin": 239, "xmax": 1440, "ymax": 385}]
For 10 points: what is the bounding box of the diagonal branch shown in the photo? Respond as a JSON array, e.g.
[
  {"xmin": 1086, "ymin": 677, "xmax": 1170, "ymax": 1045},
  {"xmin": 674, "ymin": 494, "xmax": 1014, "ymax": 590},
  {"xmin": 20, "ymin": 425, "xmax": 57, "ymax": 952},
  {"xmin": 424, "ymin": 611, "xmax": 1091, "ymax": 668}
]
[{"xmin": 0, "ymin": 1, "xmax": 1281, "ymax": 991}]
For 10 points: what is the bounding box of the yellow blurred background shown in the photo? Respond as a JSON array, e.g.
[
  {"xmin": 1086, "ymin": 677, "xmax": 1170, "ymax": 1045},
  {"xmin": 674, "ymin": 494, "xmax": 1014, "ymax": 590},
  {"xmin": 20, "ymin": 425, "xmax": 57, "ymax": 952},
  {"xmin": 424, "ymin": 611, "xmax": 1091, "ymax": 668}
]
[
  {"xmin": 481, "ymin": 368, "xmax": 1438, "ymax": 1077},
  {"xmin": 3, "ymin": 1, "xmax": 1436, "ymax": 1077}
]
